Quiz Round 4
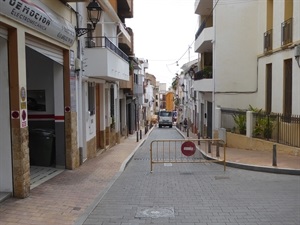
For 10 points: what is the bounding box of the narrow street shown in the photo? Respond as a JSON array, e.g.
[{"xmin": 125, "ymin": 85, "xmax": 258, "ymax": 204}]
[{"xmin": 78, "ymin": 128, "xmax": 300, "ymax": 225}]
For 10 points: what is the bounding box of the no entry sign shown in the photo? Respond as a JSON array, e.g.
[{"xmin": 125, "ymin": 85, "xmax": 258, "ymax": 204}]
[{"xmin": 181, "ymin": 141, "xmax": 196, "ymax": 156}]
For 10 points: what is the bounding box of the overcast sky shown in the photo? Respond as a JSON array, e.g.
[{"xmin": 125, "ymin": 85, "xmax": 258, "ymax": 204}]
[{"xmin": 125, "ymin": 0, "xmax": 198, "ymax": 88}]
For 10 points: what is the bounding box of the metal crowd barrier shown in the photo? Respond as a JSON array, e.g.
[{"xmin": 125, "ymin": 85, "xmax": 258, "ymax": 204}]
[{"xmin": 150, "ymin": 139, "xmax": 226, "ymax": 173}]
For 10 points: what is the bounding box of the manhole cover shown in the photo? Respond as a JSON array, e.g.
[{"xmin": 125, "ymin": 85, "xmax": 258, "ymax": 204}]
[{"xmin": 135, "ymin": 207, "xmax": 174, "ymax": 218}]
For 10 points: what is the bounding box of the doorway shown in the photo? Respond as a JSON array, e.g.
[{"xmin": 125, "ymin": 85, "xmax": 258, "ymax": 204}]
[
  {"xmin": 207, "ymin": 101, "xmax": 213, "ymax": 138},
  {"xmin": 0, "ymin": 33, "xmax": 13, "ymax": 195},
  {"xmin": 26, "ymin": 46, "xmax": 65, "ymax": 168}
]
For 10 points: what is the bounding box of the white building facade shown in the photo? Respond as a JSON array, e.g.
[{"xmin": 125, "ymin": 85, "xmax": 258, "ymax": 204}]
[{"xmin": 193, "ymin": 0, "xmax": 300, "ymax": 138}]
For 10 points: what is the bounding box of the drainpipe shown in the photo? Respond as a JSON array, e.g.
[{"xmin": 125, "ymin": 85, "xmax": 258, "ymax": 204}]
[
  {"xmin": 76, "ymin": 2, "xmax": 84, "ymax": 165},
  {"xmin": 212, "ymin": 3, "xmax": 217, "ymax": 139}
]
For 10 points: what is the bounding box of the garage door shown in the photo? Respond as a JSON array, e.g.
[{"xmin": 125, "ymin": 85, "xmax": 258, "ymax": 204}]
[{"xmin": 26, "ymin": 36, "xmax": 63, "ymax": 65}]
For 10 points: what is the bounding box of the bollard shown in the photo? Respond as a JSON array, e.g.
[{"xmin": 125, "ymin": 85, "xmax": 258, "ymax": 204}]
[
  {"xmin": 140, "ymin": 129, "xmax": 142, "ymax": 140},
  {"xmin": 208, "ymin": 141, "xmax": 211, "ymax": 154},
  {"xmin": 273, "ymin": 144, "xmax": 277, "ymax": 166},
  {"xmin": 136, "ymin": 131, "xmax": 139, "ymax": 142},
  {"xmin": 216, "ymin": 142, "xmax": 220, "ymax": 157},
  {"xmin": 187, "ymin": 128, "xmax": 189, "ymax": 137},
  {"xmin": 145, "ymin": 126, "xmax": 148, "ymax": 134},
  {"xmin": 198, "ymin": 133, "xmax": 201, "ymax": 145}
]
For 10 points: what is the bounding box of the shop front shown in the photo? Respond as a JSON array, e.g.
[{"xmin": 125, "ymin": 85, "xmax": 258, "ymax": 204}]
[{"xmin": 0, "ymin": 0, "xmax": 78, "ymax": 198}]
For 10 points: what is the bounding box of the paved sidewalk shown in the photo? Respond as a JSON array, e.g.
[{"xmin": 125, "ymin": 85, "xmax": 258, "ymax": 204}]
[
  {"xmin": 178, "ymin": 128, "xmax": 300, "ymax": 173},
  {"xmin": 0, "ymin": 127, "xmax": 299, "ymax": 225},
  {"xmin": 0, "ymin": 132, "xmax": 147, "ymax": 225}
]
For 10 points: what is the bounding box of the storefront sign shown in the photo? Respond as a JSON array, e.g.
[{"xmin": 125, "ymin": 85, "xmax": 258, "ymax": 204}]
[{"xmin": 0, "ymin": 0, "xmax": 76, "ymax": 46}]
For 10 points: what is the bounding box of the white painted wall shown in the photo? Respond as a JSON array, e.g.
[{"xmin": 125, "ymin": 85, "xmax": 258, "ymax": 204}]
[
  {"xmin": 84, "ymin": 47, "xmax": 129, "ymax": 81},
  {"xmin": 214, "ymin": 0, "xmax": 258, "ymax": 110}
]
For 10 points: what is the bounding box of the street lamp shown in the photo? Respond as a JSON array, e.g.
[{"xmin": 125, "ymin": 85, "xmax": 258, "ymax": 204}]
[{"xmin": 75, "ymin": 0, "xmax": 103, "ymax": 37}]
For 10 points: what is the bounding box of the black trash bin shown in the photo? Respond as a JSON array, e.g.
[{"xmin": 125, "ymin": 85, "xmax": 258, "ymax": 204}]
[{"xmin": 29, "ymin": 129, "xmax": 55, "ymax": 166}]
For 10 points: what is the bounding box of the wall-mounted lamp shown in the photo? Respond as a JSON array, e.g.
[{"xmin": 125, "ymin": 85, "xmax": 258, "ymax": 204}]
[
  {"xmin": 295, "ymin": 45, "xmax": 300, "ymax": 67},
  {"xmin": 76, "ymin": 0, "xmax": 103, "ymax": 37}
]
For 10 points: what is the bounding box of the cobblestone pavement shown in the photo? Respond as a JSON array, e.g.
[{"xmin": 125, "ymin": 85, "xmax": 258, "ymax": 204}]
[{"xmin": 80, "ymin": 128, "xmax": 300, "ymax": 225}]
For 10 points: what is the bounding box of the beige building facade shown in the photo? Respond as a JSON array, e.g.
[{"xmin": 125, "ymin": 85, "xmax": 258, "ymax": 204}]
[
  {"xmin": 0, "ymin": 0, "xmax": 135, "ymax": 199},
  {"xmin": 0, "ymin": 0, "xmax": 78, "ymax": 198}
]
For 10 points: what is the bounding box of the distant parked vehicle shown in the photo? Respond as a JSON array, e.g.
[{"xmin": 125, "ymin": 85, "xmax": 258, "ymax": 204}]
[{"xmin": 158, "ymin": 110, "xmax": 173, "ymax": 128}]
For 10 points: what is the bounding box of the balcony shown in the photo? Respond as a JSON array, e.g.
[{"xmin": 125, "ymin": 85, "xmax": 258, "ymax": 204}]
[
  {"xmin": 194, "ymin": 25, "xmax": 213, "ymax": 53},
  {"xmin": 193, "ymin": 68, "xmax": 213, "ymax": 92},
  {"xmin": 193, "ymin": 78, "xmax": 213, "ymax": 92},
  {"xmin": 264, "ymin": 29, "xmax": 273, "ymax": 53},
  {"xmin": 194, "ymin": 0, "xmax": 212, "ymax": 15},
  {"xmin": 84, "ymin": 37, "xmax": 129, "ymax": 81},
  {"xmin": 193, "ymin": 67, "xmax": 212, "ymax": 80},
  {"xmin": 134, "ymin": 84, "xmax": 143, "ymax": 95},
  {"xmin": 117, "ymin": 0, "xmax": 133, "ymax": 19},
  {"xmin": 119, "ymin": 74, "xmax": 133, "ymax": 89},
  {"xmin": 118, "ymin": 26, "xmax": 133, "ymax": 55},
  {"xmin": 281, "ymin": 18, "xmax": 293, "ymax": 46}
]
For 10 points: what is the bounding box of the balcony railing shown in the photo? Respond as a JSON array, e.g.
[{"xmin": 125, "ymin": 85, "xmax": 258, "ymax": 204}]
[
  {"xmin": 264, "ymin": 29, "xmax": 272, "ymax": 52},
  {"xmin": 193, "ymin": 67, "xmax": 212, "ymax": 80},
  {"xmin": 281, "ymin": 18, "xmax": 293, "ymax": 46},
  {"xmin": 195, "ymin": 20, "xmax": 206, "ymax": 40},
  {"xmin": 85, "ymin": 36, "xmax": 129, "ymax": 62}
]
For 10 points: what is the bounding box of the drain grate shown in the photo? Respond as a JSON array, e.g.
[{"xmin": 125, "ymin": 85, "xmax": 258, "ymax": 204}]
[{"xmin": 135, "ymin": 207, "xmax": 174, "ymax": 218}]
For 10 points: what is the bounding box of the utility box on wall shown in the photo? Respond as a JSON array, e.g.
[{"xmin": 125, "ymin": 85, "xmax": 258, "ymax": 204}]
[{"xmin": 295, "ymin": 45, "xmax": 300, "ymax": 57}]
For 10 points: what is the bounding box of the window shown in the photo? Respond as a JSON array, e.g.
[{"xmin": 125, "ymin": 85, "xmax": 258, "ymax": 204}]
[
  {"xmin": 88, "ymin": 83, "xmax": 95, "ymax": 115},
  {"xmin": 110, "ymin": 84, "xmax": 114, "ymax": 118},
  {"xmin": 281, "ymin": 0, "xmax": 293, "ymax": 46},
  {"xmin": 283, "ymin": 59, "xmax": 292, "ymax": 120},
  {"xmin": 265, "ymin": 64, "xmax": 272, "ymax": 114},
  {"xmin": 159, "ymin": 111, "xmax": 172, "ymax": 117}
]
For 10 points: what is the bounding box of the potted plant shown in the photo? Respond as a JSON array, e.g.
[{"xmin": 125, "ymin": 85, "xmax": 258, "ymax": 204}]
[{"xmin": 232, "ymin": 111, "xmax": 246, "ymax": 134}]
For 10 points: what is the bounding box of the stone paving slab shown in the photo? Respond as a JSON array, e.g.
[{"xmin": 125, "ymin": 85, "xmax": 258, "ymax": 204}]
[
  {"xmin": 0, "ymin": 133, "xmax": 146, "ymax": 225},
  {"xmin": 0, "ymin": 127, "xmax": 299, "ymax": 225},
  {"xmin": 80, "ymin": 128, "xmax": 300, "ymax": 225}
]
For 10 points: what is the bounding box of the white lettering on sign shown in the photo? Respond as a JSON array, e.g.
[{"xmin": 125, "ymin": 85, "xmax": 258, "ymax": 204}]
[
  {"xmin": 184, "ymin": 147, "xmax": 194, "ymax": 151},
  {"xmin": 0, "ymin": 0, "xmax": 75, "ymax": 46}
]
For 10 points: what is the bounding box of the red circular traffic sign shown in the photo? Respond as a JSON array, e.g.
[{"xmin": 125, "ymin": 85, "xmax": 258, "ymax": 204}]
[{"xmin": 181, "ymin": 141, "xmax": 196, "ymax": 156}]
